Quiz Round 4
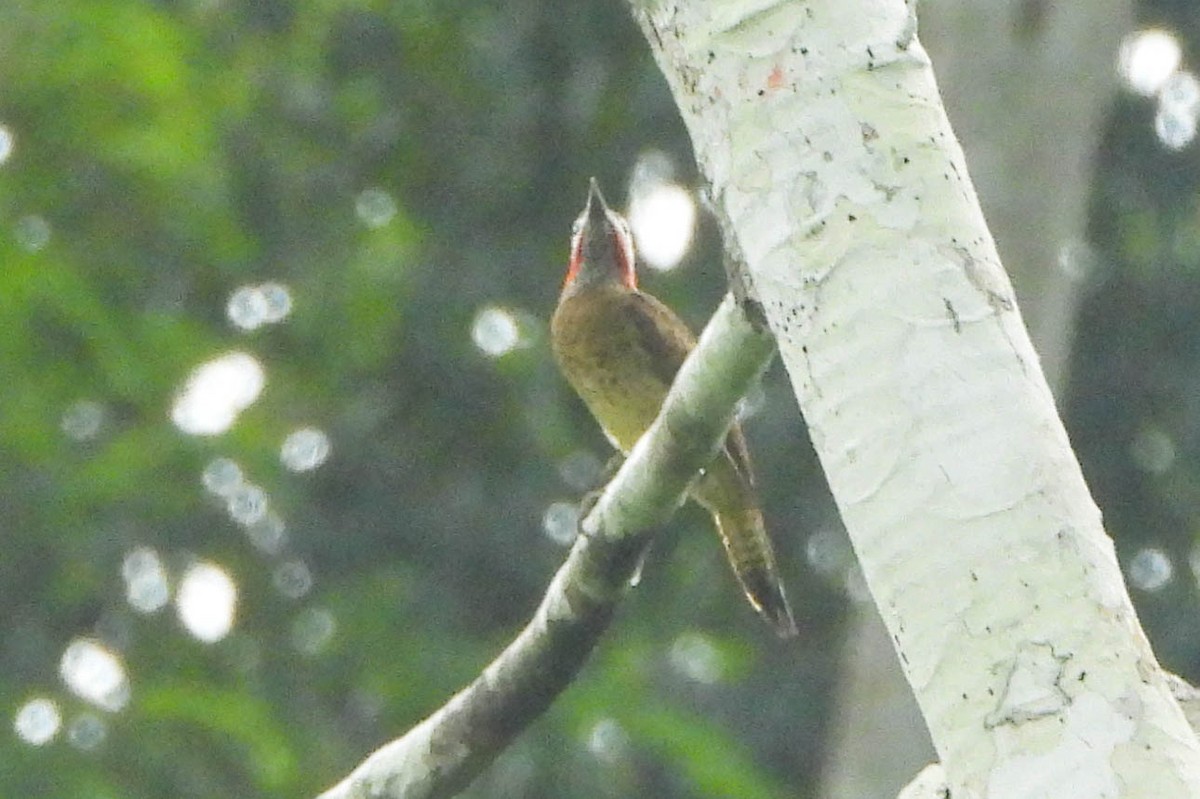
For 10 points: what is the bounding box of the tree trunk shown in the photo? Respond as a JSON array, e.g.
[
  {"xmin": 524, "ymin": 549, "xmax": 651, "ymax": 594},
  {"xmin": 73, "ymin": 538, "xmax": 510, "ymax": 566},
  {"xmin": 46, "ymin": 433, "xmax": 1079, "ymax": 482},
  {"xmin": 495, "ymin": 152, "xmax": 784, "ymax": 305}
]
[
  {"xmin": 822, "ymin": 2, "xmax": 1133, "ymax": 795},
  {"xmin": 630, "ymin": 1, "xmax": 1200, "ymax": 796}
]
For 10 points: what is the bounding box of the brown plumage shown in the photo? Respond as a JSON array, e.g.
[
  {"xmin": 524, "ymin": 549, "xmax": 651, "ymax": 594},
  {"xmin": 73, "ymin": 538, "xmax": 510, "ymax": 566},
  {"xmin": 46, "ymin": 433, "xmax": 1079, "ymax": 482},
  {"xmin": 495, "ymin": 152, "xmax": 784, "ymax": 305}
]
[{"xmin": 550, "ymin": 179, "xmax": 796, "ymax": 637}]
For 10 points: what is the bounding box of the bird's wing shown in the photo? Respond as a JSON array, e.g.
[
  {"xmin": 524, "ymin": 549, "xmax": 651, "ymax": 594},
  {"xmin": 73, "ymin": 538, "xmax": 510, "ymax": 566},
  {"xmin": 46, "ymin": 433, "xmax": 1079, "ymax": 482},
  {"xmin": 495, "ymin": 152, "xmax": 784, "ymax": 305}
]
[
  {"xmin": 621, "ymin": 290, "xmax": 695, "ymax": 387},
  {"xmin": 623, "ymin": 291, "xmax": 756, "ymax": 487}
]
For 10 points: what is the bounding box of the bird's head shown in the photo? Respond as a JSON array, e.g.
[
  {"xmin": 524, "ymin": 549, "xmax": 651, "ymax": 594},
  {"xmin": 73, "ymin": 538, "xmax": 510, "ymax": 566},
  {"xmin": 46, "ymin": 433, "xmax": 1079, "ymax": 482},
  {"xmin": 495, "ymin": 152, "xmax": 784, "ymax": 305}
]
[{"xmin": 562, "ymin": 178, "xmax": 637, "ymax": 297}]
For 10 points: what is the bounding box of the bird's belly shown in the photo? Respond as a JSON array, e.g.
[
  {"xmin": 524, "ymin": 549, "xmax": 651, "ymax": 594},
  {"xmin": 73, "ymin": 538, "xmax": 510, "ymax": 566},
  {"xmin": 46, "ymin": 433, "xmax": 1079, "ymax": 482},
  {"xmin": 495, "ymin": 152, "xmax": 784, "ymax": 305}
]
[
  {"xmin": 555, "ymin": 341, "xmax": 669, "ymax": 452},
  {"xmin": 571, "ymin": 370, "xmax": 667, "ymax": 453}
]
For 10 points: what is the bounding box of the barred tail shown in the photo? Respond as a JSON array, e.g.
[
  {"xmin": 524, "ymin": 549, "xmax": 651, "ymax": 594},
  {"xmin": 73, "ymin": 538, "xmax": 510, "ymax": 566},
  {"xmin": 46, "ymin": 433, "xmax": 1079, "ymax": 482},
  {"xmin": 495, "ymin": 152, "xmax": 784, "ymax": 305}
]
[
  {"xmin": 692, "ymin": 448, "xmax": 797, "ymax": 638},
  {"xmin": 712, "ymin": 507, "xmax": 797, "ymax": 638}
]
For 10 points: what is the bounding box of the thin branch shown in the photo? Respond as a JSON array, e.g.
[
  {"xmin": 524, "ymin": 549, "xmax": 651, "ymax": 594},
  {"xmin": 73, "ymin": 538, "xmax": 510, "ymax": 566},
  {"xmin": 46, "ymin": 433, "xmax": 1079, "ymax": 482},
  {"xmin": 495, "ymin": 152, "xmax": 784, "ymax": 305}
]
[{"xmin": 316, "ymin": 294, "xmax": 777, "ymax": 799}]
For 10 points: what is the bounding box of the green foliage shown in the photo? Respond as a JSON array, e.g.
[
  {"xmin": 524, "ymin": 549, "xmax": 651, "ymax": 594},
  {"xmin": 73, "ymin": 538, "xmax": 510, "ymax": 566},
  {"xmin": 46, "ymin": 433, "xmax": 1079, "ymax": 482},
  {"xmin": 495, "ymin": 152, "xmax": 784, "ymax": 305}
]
[
  {"xmin": 0, "ymin": 2, "xmax": 841, "ymax": 797},
  {"xmin": 10, "ymin": 1, "xmax": 1200, "ymax": 795},
  {"xmin": 139, "ymin": 683, "xmax": 298, "ymax": 790}
]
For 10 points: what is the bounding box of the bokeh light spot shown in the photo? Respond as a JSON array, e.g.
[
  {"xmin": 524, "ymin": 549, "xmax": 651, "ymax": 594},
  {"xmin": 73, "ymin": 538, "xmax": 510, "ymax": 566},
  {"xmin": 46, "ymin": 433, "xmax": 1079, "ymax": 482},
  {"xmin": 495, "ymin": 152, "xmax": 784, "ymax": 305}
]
[
  {"xmin": 14, "ymin": 697, "xmax": 60, "ymax": 746},
  {"xmin": 202, "ymin": 457, "xmax": 244, "ymax": 497},
  {"xmin": 59, "ymin": 639, "xmax": 130, "ymax": 712},
  {"xmin": 245, "ymin": 512, "xmax": 288, "ymax": 555},
  {"xmin": 1130, "ymin": 426, "xmax": 1175, "ymax": 474},
  {"xmin": 259, "ymin": 282, "xmax": 293, "ymax": 323},
  {"xmin": 628, "ymin": 150, "xmax": 696, "ymax": 271},
  {"xmin": 805, "ymin": 526, "xmax": 853, "ymax": 578},
  {"xmin": 356, "ymin": 187, "xmax": 397, "ymax": 229},
  {"xmin": 122, "ymin": 547, "xmax": 170, "ymax": 614},
  {"xmin": 273, "ymin": 559, "xmax": 314, "ymax": 599},
  {"xmin": 1128, "ymin": 547, "xmax": 1173, "ymax": 592},
  {"xmin": 585, "ymin": 718, "xmax": 629, "ymax": 764},
  {"xmin": 281, "ymin": 427, "xmax": 331, "ymax": 472},
  {"xmin": 557, "ymin": 450, "xmax": 603, "ymax": 491},
  {"xmin": 227, "ymin": 282, "xmax": 293, "ymax": 331},
  {"xmin": 0, "ymin": 124, "xmax": 14, "ymax": 166},
  {"xmin": 1162, "ymin": 70, "xmax": 1200, "ymax": 114},
  {"xmin": 227, "ymin": 285, "xmax": 269, "ymax": 331},
  {"xmin": 541, "ymin": 501, "xmax": 580, "ymax": 546},
  {"xmin": 471, "ymin": 307, "xmax": 520, "ymax": 357},
  {"xmin": 292, "ymin": 606, "xmax": 337, "ymax": 657},
  {"xmin": 176, "ymin": 562, "xmax": 238, "ymax": 643},
  {"xmin": 171, "ymin": 352, "xmax": 265, "ymax": 436},
  {"xmin": 1120, "ymin": 29, "xmax": 1182, "ymax": 96},
  {"xmin": 227, "ymin": 483, "xmax": 268, "ymax": 526},
  {"xmin": 66, "ymin": 713, "xmax": 107, "ymax": 751},
  {"xmin": 16, "ymin": 214, "xmax": 51, "ymax": 252},
  {"xmin": 1057, "ymin": 239, "xmax": 1096, "ymax": 281},
  {"xmin": 61, "ymin": 400, "xmax": 105, "ymax": 442},
  {"xmin": 669, "ymin": 631, "xmax": 724, "ymax": 684},
  {"xmin": 1155, "ymin": 104, "xmax": 1197, "ymax": 150},
  {"xmin": 630, "ymin": 184, "xmax": 696, "ymax": 271}
]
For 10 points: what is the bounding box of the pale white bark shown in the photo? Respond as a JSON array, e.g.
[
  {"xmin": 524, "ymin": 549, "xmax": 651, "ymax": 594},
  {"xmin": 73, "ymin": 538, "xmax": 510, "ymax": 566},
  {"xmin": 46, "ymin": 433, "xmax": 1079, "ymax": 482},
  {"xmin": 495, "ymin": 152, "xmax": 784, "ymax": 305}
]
[
  {"xmin": 825, "ymin": 3, "xmax": 1133, "ymax": 795},
  {"xmin": 922, "ymin": 0, "xmax": 1131, "ymax": 393},
  {"xmin": 897, "ymin": 764, "xmax": 949, "ymax": 799},
  {"xmin": 630, "ymin": 1, "xmax": 1200, "ymax": 797}
]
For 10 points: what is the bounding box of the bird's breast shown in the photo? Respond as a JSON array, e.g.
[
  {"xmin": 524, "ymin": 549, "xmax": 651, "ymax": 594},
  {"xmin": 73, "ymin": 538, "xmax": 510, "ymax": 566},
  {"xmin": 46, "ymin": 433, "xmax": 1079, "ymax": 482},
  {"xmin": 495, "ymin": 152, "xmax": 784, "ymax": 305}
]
[{"xmin": 551, "ymin": 289, "xmax": 675, "ymax": 452}]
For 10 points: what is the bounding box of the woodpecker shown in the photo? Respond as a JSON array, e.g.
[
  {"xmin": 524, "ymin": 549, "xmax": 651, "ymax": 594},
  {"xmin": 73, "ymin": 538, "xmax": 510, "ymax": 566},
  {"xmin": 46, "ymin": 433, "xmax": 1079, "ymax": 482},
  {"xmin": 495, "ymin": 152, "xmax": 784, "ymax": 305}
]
[{"xmin": 551, "ymin": 178, "xmax": 797, "ymax": 637}]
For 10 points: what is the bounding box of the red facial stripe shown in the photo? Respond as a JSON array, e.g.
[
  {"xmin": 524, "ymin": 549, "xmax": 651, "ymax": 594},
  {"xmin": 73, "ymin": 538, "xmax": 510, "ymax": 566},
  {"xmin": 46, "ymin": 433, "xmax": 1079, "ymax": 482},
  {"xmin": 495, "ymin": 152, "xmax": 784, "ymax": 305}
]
[
  {"xmin": 610, "ymin": 224, "xmax": 637, "ymax": 289},
  {"xmin": 564, "ymin": 230, "xmax": 584, "ymax": 289},
  {"xmin": 562, "ymin": 216, "xmax": 638, "ymax": 291}
]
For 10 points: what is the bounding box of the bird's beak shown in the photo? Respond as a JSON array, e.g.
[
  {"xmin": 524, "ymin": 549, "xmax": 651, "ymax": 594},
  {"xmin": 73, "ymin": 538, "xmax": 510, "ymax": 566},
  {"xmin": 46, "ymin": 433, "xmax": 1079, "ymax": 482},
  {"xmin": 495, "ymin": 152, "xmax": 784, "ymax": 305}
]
[
  {"xmin": 585, "ymin": 177, "xmax": 612, "ymax": 230},
  {"xmin": 563, "ymin": 176, "xmax": 637, "ymax": 292}
]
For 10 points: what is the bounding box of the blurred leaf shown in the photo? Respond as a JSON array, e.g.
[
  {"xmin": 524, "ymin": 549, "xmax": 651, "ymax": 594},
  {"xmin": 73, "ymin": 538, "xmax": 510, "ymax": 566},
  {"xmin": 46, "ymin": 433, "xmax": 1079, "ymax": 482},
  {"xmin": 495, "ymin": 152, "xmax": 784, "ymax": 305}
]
[{"xmin": 139, "ymin": 682, "xmax": 298, "ymax": 791}]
